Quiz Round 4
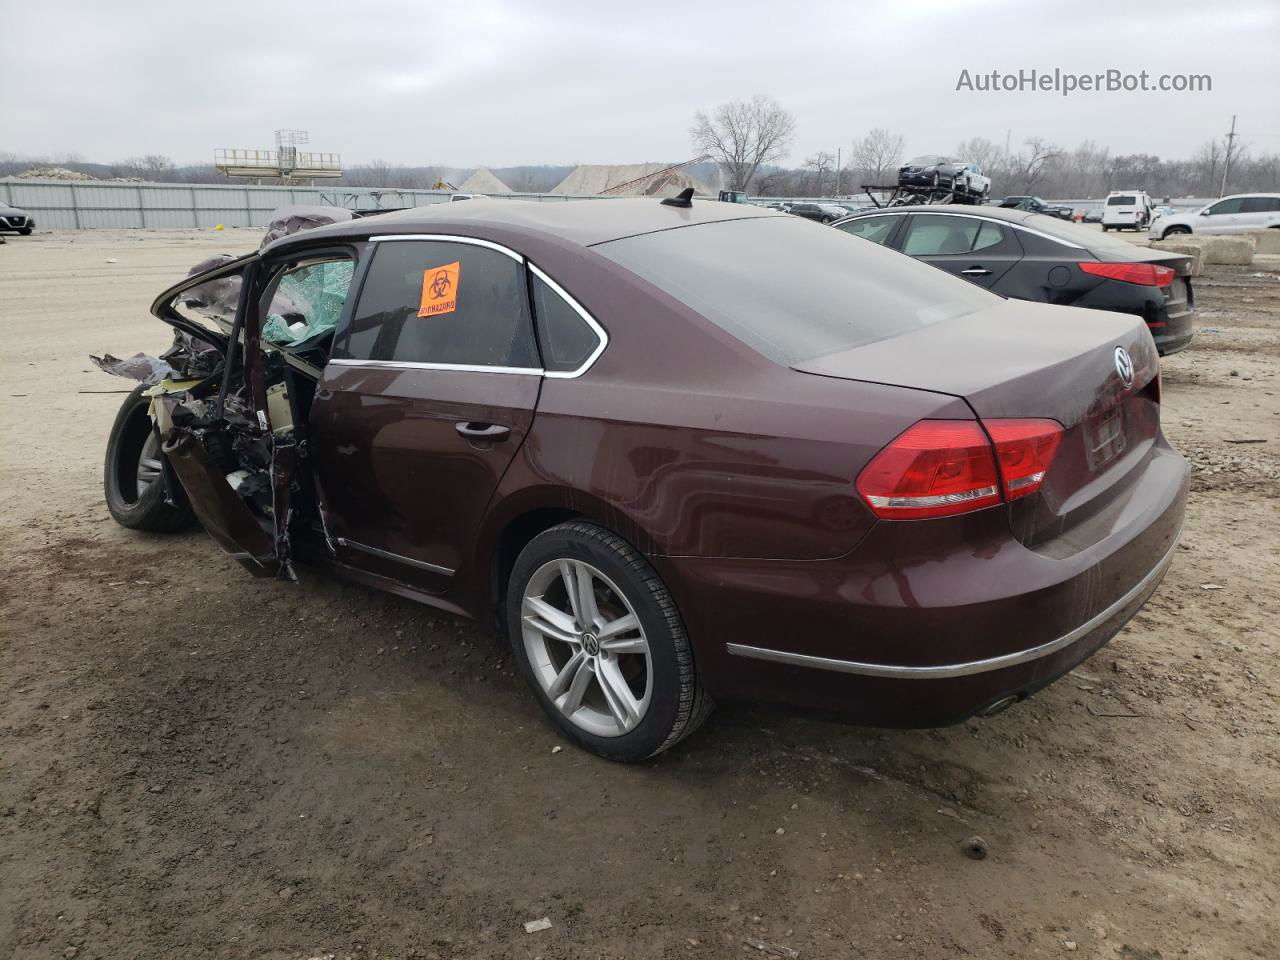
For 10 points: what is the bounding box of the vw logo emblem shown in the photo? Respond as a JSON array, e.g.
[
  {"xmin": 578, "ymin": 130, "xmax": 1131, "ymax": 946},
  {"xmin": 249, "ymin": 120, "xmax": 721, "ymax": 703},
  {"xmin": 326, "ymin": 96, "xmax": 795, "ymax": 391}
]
[{"xmin": 1114, "ymin": 346, "xmax": 1135, "ymax": 386}]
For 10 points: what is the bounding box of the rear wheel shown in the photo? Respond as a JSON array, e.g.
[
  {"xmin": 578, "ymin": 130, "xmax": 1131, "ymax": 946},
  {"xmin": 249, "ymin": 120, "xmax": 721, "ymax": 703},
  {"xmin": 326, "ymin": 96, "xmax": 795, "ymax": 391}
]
[
  {"xmin": 104, "ymin": 384, "xmax": 195, "ymax": 532},
  {"xmin": 507, "ymin": 521, "xmax": 711, "ymax": 761}
]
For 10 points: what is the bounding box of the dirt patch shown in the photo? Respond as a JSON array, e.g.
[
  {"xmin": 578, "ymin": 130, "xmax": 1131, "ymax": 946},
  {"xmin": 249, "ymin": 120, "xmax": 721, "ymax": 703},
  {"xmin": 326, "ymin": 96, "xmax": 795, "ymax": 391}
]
[{"xmin": 1, "ymin": 232, "xmax": 1278, "ymax": 959}]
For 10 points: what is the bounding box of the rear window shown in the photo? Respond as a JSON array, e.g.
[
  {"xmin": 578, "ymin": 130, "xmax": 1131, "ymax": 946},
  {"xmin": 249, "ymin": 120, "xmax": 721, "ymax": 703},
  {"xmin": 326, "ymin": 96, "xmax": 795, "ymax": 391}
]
[
  {"xmin": 594, "ymin": 217, "xmax": 993, "ymax": 366},
  {"xmin": 1107, "ymin": 195, "xmax": 1137, "ymax": 206},
  {"xmin": 1016, "ymin": 212, "xmax": 1154, "ymax": 254}
]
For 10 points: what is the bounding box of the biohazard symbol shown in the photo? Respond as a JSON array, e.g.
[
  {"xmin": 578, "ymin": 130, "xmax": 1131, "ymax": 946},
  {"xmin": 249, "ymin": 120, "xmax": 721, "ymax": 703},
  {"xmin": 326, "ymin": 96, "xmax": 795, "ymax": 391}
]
[
  {"xmin": 428, "ymin": 269, "xmax": 452, "ymax": 300},
  {"xmin": 418, "ymin": 261, "xmax": 460, "ymax": 318}
]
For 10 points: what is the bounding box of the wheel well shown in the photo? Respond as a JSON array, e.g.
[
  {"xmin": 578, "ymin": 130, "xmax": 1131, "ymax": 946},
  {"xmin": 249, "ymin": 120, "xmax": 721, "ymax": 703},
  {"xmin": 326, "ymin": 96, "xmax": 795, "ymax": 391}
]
[{"xmin": 489, "ymin": 507, "xmax": 582, "ymax": 626}]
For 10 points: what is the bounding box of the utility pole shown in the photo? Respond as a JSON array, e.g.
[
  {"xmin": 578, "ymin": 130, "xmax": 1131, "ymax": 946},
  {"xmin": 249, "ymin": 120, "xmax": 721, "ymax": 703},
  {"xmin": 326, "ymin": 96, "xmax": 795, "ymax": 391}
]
[
  {"xmin": 836, "ymin": 147, "xmax": 842, "ymax": 197},
  {"xmin": 1220, "ymin": 115, "xmax": 1238, "ymax": 197}
]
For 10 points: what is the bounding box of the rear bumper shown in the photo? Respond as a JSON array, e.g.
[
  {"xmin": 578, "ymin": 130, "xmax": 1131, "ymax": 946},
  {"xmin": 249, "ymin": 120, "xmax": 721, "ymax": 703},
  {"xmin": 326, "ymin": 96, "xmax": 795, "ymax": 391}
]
[
  {"xmin": 656, "ymin": 441, "xmax": 1188, "ymax": 726},
  {"xmin": 1072, "ymin": 279, "xmax": 1195, "ymax": 356}
]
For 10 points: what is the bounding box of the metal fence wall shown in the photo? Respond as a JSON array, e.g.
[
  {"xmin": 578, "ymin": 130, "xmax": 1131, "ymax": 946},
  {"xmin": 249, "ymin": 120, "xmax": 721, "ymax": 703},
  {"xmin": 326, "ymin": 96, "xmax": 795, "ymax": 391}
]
[{"xmin": 0, "ymin": 179, "xmax": 611, "ymax": 230}]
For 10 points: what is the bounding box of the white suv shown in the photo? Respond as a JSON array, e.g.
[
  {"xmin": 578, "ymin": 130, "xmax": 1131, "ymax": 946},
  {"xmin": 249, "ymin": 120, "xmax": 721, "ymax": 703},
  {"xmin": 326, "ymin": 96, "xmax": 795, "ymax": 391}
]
[{"xmin": 1150, "ymin": 193, "xmax": 1280, "ymax": 240}]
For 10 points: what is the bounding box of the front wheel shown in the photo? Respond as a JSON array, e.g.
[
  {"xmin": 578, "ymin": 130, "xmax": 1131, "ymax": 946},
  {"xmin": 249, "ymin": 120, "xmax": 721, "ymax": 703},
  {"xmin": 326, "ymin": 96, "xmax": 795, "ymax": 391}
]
[
  {"xmin": 104, "ymin": 384, "xmax": 195, "ymax": 532},
  {"xmin": 18, "ymin": 227, "xmax": 33, "ymax": 236},
  {"xmin": 508, "ymin": 521, "xmax": 712, "ymax": 761},
  {"xmin": 1162, "ymin": 226, "xmax": 1191, "ymax": 239}
]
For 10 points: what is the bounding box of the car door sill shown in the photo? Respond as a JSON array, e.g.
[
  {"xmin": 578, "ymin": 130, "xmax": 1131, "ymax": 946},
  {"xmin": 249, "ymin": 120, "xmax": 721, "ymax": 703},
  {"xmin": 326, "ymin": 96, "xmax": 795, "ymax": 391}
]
[{"xmin": 334, "ymin": 537, "xmax": 455, "ymax": 576}]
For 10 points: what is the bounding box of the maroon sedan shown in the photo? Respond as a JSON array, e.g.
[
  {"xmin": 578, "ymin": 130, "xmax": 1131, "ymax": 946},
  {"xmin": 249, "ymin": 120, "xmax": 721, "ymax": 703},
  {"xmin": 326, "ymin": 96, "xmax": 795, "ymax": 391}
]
[{"xmin": 100, "ymin": 196, "xmax": 1187, "ymax": 761}]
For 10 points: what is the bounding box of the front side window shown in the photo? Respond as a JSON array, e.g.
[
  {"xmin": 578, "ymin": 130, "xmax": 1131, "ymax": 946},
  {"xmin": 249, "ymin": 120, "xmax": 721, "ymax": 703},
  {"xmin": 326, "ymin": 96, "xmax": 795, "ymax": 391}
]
[
  {"xmin": 530, "ymin": 272, "xmax": 603, "ymax": 374},
  {"xmin": 837, "ymin": 216, "xmax": 898, "ymax": 245},
  {"xmin": 342, "ymin": 240, "xmax": 537, "ymax": 368},
  {"xmin": 263, "ymin": 258, "xmax": 354, "ymax": 346},
  {"xmin": 902, "ymin": 215, "xmax": 982, "ymax": 256},
  {"xmin": 1206, "ymin": 198, "xmax": 1243, "ymax": 216}
]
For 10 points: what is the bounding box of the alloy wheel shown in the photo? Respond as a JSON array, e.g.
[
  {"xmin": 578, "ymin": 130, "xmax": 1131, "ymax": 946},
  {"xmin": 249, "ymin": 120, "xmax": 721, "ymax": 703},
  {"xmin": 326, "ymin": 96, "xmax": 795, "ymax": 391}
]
[
  {"xmin": 136, "ymin": 431, "xmax": 163, "ymax": 500},
  {"xmin": 521, "ymin": 558, "xmax": 653, "ymax": 737}
]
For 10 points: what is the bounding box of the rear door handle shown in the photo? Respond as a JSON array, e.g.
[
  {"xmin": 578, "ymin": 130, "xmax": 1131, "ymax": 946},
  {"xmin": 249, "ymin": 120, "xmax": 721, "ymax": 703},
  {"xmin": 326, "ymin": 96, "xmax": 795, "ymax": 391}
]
[
  {"xmin": 961, "ymin": 266, "xmax": 993, "ymax": 276},
  {"xmin": 455, "ymin": 422, "xmax": 511, "ymax": 440}
]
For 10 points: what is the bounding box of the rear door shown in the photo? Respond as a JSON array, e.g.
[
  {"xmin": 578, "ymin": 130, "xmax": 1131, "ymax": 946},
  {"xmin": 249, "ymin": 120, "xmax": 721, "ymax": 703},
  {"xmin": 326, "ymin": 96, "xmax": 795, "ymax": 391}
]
[
  {"xmin": 898, "ymin": 213, "xmax": 1023, "ymax": 289},
  {"xmin": 1238, "ymin": 196, "xmax": 1280, "ymax": 229},
  {"xmin": 309, "ymin": 236, "xmax": 542, "ymax": 591}
]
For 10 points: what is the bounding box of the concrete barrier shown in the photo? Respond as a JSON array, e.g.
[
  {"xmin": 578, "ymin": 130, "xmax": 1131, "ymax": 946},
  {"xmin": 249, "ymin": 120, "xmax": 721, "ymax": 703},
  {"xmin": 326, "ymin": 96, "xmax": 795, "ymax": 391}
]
[
  {"xmin": 1150, "ymin": 240, "xmax": 1205, "ymax": 275},
  {"xmin": 1245, "ymin": 229, "xmax": 1280, "ymax": 255},
  {"xmin": 1152, "ymin": 234, "xmax": 1254, "ymax": 267},
  {"xmin": 1200, "ymin": 235, "xmax": 1256, "ymax": 265}
]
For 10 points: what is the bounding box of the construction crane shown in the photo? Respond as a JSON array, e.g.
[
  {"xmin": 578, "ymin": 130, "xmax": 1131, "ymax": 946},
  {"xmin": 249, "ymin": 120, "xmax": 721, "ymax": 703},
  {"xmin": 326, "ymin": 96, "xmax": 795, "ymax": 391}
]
[{"xmin": 598, "ymin": 155, "xmax": 712, "ymax": 196}]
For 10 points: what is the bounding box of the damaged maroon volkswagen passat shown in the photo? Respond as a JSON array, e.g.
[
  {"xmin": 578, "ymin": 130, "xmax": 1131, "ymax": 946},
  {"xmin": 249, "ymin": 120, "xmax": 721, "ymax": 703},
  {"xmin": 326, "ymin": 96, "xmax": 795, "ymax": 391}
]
[{"xmin": 99, "ymin": 195, "xmax": 1187, "ymax": 761}]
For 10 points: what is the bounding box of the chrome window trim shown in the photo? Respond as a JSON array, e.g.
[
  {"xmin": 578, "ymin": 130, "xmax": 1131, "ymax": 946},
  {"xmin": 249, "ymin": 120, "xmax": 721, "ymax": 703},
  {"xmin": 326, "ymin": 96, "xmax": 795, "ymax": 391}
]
[
  {"xmin": 527, "ymin": 262, "xmax": 609, "ymax": 379},
  {"xmin": 832, "ymin": 211, "xmax": 1086, "ymax": 249},
  {"xmin": 367, "ymin": 233, "xmax": 523, "ymax": 262},
  {"xmin": 351, "ymin": 236, "xmax": 608, "ymax": 378},
  {"xmin": 726, "ymin": 535, "xmax": 1179, "ymax": 679},
  {"xmin": 329, "ymin": 358, "xmax": 543, "ymax": 376}
]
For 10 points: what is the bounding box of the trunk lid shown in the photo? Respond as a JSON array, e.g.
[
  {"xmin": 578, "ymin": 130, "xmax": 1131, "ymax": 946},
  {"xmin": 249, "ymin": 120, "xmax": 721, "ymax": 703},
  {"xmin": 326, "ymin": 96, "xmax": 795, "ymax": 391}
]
[{"xmin": 793, "ymin": 300, "xmax": 1162, "ymax": 550}]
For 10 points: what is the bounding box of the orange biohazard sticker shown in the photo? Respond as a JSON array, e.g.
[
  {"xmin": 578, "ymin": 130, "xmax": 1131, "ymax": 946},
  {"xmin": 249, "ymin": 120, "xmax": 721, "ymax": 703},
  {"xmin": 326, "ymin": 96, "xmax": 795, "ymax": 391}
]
[{"xmin": 418, "ymin": 261, "xmax": 460, "ymax": 317}]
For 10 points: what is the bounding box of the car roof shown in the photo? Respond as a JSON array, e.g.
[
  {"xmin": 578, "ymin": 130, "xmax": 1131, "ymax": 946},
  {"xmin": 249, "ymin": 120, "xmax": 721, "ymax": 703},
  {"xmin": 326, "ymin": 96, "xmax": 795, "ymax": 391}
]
[
  {"xmin": 265, "ymin": 196, "xmax": 786, "ymax": 254},
  {"xmin": 836, "ymin": 204, "xmax": 1040, "ymax": 224}
]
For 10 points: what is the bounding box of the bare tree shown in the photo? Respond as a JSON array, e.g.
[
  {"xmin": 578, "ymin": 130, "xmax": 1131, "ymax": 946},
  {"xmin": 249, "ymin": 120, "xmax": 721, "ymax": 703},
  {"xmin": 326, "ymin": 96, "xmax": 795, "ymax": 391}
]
[
  {"xmin": 1006, "ymin": 138, "xmax": 1061, "ymax": 194},
  {"xmin": 118, "ymin": 154, "xmax": 176, "ymax": 181},
  {"xmin": 954, "ymin": 137, "xmax": 1004, "ymax": 173},
  {"xmin": 1190, "ymin": 140, "xmax": 1222, "ymax": 196},
  {"xmin": 691, "ymin": 95, "xmax": 796, "ymax": 192},
  {"xmin": 803, "ymin": 151, "xmax": 836, "ymax": 196},
  {"xmin": 850, "ymin": 128, "xmax": 905, "ymax": 185}
]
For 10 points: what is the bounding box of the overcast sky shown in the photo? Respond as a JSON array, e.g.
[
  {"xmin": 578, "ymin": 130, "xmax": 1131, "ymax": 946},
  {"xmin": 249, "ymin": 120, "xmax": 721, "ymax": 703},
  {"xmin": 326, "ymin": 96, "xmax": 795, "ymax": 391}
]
[{"xmin": 3, "ymin": 0, "xmax": 1276, "ymax": 168}]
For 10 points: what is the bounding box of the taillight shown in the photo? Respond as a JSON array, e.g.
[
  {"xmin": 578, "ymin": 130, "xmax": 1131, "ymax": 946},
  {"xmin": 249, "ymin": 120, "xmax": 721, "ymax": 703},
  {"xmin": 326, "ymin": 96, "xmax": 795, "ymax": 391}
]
[
  {"xmin": 984, "ymin": 419, "xmax": 1064, "ymax": 500},
  {"xmin": 857, "ymin": 419, "xmax": 1064, "ymax": 519},
  {"xmin": 1079, "ymin": 261, "xmax": 1176, "ymax": 287},
  {"xmin": 856, "ymin": 421, "xmax": 1001, "ymax": 519}
]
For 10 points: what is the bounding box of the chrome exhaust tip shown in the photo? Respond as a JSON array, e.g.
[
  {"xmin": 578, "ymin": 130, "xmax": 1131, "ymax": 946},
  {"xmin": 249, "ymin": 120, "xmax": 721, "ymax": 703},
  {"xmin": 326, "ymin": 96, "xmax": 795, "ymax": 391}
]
[{"xmin": 977, "ymin": 694, "xmax": 1020, "ymax": 717}]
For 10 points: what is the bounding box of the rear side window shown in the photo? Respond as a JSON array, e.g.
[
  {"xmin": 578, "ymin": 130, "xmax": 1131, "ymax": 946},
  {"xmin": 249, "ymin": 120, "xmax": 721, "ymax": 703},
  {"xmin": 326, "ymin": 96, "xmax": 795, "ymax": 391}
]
[
  {"xmin": 596, "ymin": 217, "xmax": 992, "ymax": 366},
  {"xmin": 530, "ymin": 271, "xmax": 603, "ymax": 374},
  {"xmin": 342, "ymin": 240, "xmax": 537, "ymax": 368},
  {"xmin": 902, "ymin": 215, "xmax": 981, "ymax": 255},
  {"xmin": 837, "ymin": 216, "xmax": 898, "ymax": 245},
  {"xmin": 1239, "ymin": 196, "xmax": 1280, "ymax": 213}
]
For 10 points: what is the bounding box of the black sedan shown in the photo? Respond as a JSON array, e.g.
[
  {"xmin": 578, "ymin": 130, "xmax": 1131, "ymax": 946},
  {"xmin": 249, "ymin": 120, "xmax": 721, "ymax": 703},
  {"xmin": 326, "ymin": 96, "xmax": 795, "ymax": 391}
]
[
  {"xmin": 0, "ymin": 202, "xmax": 34, "ymax": 235},
  {"xmin": 832, "ymin": 205, "xmax": 1194, "ymax": 355}
]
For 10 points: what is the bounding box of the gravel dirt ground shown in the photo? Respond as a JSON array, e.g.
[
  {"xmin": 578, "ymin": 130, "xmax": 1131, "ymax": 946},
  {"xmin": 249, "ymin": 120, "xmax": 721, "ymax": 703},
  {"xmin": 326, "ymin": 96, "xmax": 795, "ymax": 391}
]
[{"xmin": 1, "ymin": 229, "xmax": 1277, "ymax": 960}]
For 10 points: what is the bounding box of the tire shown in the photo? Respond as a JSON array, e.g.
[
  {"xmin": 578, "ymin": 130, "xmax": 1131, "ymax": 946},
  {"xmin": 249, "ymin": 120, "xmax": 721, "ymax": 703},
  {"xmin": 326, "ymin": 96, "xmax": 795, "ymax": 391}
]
[
  {"xmin": 1162, "ymin": 226, "xmax": 1191, "ymax": 239},
  {"xmin": 1101, "ymin": 225, "xmax": 1110, "ymax": 232},
  {"xmin": 18, "ymin": 227, "xmax": 32, "ymax": 236},
  {"xmin": 507, "ymin": 521, "xmax": 712, "ymax": 761},
  {"xmin": 104, "ymin": 384, "xmax": 195, "ymax": 532},
  {"xmin": 821, "ymin": 215, "xmax": 835, "ymax": 224}
]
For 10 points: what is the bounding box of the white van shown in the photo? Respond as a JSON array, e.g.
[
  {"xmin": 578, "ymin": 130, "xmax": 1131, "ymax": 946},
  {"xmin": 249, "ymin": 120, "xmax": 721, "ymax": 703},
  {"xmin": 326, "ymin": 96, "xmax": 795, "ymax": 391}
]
[{"xmin": 1101, "ymin": 191, "xmax": 1153, "ymax": 232}]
